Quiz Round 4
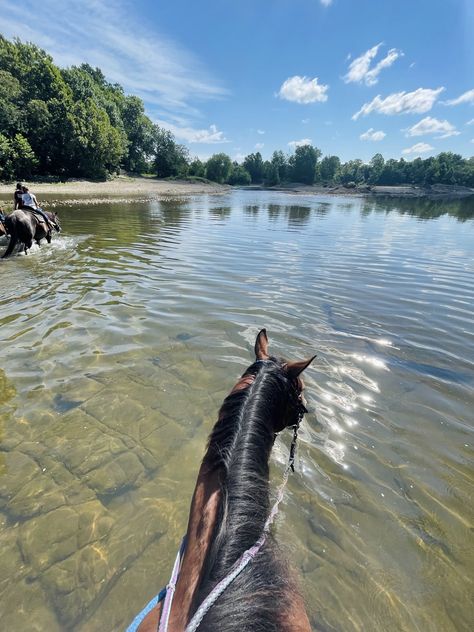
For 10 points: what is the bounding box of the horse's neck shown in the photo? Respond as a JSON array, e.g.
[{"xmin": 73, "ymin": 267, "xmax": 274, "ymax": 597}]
[
  {"xmin": 169, "ymin": 374, "xmax": 279, "ymax": 630},
  {"xmin": 167, "ymin": 462, "xmax": 222, "ymax": 631},
  {"xmin": 209, "ymin": 411, "xmax": 274, "ymax": 578}
]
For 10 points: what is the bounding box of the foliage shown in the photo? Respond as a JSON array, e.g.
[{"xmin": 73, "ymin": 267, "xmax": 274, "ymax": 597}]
[
  {"xmin": 271, "ymin": 150, "xmax": 290, "ymax": 183},
  {"xmin": 227, "ymin": 162, "xmax": 251, "ymax": 185},
  {"xmin": 263, "ymin": 161, "xmax": 280, "ymax": 186},
  {"xmin": 243, "ymin": 152, "xmax": 265, "ymax": 183},
  {"xmin": 0, "ymin": 36, "xmax": 164, "ymax": 180},
  {"xmin": 153, "ymin": 128, "xmax": 189, "ymax": 178},
  {"xmin": 319, "ymin": 155, "xmax": 341, "ymax": 183},
  {"xmin": 288, "ymin": 145, "xmax": 322, "ymax": 184},
  {"xmin": 206, "ymin": 153, "xmax": 232, "ymax": 183},
  {"xmin": 188, "ymin": 158, "xmax": 206, "ymax": 178},
  {"xmin": 0, "ymin": 132, "xmax": 38, "ymax": 179}
]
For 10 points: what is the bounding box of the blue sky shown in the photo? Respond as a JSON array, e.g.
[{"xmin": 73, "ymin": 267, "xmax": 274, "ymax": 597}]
[{"xmin": 1, "ymin": 0, "xmax": 473, "ymax": 162}]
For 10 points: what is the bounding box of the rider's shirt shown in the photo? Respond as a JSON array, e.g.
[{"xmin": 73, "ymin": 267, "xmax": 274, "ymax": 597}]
[{"xmin": 22, "ymin": 192, "xmax": 38, "ymax": 208}]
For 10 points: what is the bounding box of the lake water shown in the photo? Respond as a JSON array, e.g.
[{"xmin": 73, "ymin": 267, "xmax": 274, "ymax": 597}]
[{"xmin": 0, "ymin": 191, "xmax": 473, "ymax": 632}]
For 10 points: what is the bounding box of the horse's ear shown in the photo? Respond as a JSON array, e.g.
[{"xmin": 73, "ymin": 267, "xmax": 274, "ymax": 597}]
[
  {"xmin": 285, "ymin": 355, "xmax": 316, "ymax": 379},
  {"xmin": 254, "ymin": 328, "xmax": 269, "ymax": 360}
]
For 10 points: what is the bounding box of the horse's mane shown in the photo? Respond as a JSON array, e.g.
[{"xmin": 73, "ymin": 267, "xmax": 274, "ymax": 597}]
[{"xmin": 194, "ymin": 360, "xmax": 299, "ymax": 632}]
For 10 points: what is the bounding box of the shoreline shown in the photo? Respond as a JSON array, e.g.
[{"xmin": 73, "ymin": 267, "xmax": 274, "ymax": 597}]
[
  {"xmin": 0, "ymin": 176, "xmax": 230, "ymax": 207},
  {"xmin": 240, "ymin": 183, "xmax": 474, "ymax": 201},
  {"xmin": 1, "ymin": 177, "xmax": 473, "ymax": 206}
]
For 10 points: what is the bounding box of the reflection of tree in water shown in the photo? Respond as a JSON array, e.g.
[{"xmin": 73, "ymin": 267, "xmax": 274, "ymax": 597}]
[
  {"xmin": 286, "ymin": 205, "xmax": 311, "ymax": 227},
  {"xmin": 315, "ymin": 203, "xmax": 331, "ymax": 217},
  {"xmin": 362, "ymin": 197, "xmax": 474, "ymax": 222},
  {"xmin": 244, "ymin": 205, "xmax": 260, "ymax": 216},
  {"xmin": 208, "ymin": 206, "xmax": 231, "ymax": 221},
  {"xmin": 267, "ymin": 203, "xmax": 322, "ymax": 226},
  {"xmin": 62, "ymin": 199, "xmax": 191, "ymax": 255},
  {"xmin": 158, "ymin": 198, "xmax": 190, "ymax": 226},
  {"xmin": 267, "ymin": 204, "xmax": 281, "ymax": 221}
]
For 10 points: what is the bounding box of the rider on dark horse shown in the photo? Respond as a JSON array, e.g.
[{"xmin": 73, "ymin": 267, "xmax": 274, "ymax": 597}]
[
  {"xmin": 19, "ymin": 185, "xmax": 59, "ymax": 231},
  {"xmin": 13, "ymin": 182, "xmax": 23, "ymax": 210}
]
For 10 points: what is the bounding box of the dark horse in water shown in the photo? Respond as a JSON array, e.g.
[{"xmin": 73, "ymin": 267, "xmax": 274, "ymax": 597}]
[
  {"xmin": 1, "ymin": 208, "xmax": 61, "ymax": 258},
  {"xmin": 136, "ymin": 329, "xmax": 315, "ymax": 632}
]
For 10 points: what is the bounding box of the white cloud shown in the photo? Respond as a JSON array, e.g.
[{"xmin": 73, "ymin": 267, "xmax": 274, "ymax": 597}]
[
  {"xmin": 278, "ymin": 76, "xmax": 329, "ymax": 104},
  {"xmin": 467, "ymin": 119, "xmax": 474, "ymax": 125},
  {"xmin": 404, "ymin": 116, "xmax": 460, "ymax": 138},
  {"xmin": 255, "ymin": 143, "xmax": 264, "ymax": 151},
  {"xmin": 471, "ymin": 139, "xmax": 474, "ymax": 144},
  {"xmin": 157, "ymin": 121, "xmax": 229, "ymax": 144},
  {"xmin": 302, "ymin": 118, "xmax": 310, "ymax": 124},
  {"xmin": 288, "ymin": 138, "xmax": 312, "ymax": 149},
  {"xmin": 257, "ymin": 129, "xmax": 265, "ymax": 135},
  {"xmin": 0, "ymin": 0, "xmax": 227, "ymax": 119},
  {"xmin": 360, "ymin": 128, "xmax": 386, "ymax": 141},
  {"xmin": 344, "ymin": 44, "xmax": 402, "ymax": 86},
  {"xmin": 352, "ymin": 87, "xmax": 444, "ymax": 120},
  {"xmin": 402, "ymin": 142, "xmax": 434, "ymax": 155},
  {"xmin": 443, "ymin": 89, "xmax": 474, "ymax": 106},
  {"xmin": 320, "ymin": 0, "xmax": 333, "ymax": 6}
]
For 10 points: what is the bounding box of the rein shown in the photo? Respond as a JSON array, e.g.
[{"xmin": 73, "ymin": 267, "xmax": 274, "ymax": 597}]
[{"xmin": 157, "ymin": 400, "xmax": 306, "ymax": 632}]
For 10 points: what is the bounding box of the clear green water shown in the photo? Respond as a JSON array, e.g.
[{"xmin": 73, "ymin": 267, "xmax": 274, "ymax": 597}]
[{"xmin": 0, "ymin": 192, "xmax": 473, "ymax": 631}]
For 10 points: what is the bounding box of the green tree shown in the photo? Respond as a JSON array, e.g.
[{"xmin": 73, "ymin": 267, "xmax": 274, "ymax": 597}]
[
  {"xmin": 368, "ymin": 153, "xmax": 385, "ymax": 185},
  {"xmin": 153, "ymin": 127, "xmax": 189, "ymax": 178},
  {"xmin": 10, "ymin": 133, "xmax": 38, "ymax": 177},
  {"xmin": 70, "ymin": 98, "xmax": 125, "ymax": 178},
  {"xmin": 228, "ymin": 162, "xmax": 251, "ymax": 185},
  {"xmin": 205, "ymin": 153, "xmax": 232, "ymax": 183},
  {"xmin": 0, "ymin": 133, "xmax": 13, "ymax": 179},
  {"xmin": 289, "ymin": 145, "xmax": 321, "ymax": 184},
  {"xmin": 319, "ymin": 155, "xmax": 340, "ymax": 183},
  {"xmin": 188, "ymin": 158, "xmax": 206, "ymax": 178},
  {"xmin": 0, "ymin": 70, "xmax": 22, "ymax": 135},
  {"xmin": 0, "ymin": 132, "xmax": 37, "ymax": 179},
  {"xmin": 120, "ymin": 96, "xmax": 155, "ymax": 172},
  {"xmin": 243, "ymin": 152, "xmax": 265, "ymax": 183},
  {"xmin": 271, "ymin": 150, "xmax": 289, "ymax": 182},
  {"xmin": 263, "ymin": 160, "xmax": 280, "ymax": 186}
]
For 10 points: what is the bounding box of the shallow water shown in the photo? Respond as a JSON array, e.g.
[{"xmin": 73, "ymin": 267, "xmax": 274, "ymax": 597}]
[{"xmin": 0, "ymin": 191, "xmax": 473, "ymax": 632}]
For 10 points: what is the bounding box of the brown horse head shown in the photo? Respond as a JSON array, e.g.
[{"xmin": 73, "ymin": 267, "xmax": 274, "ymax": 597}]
[{"xmin": 238, "ymin": 328, "xmax": 316, "ymax": 432}]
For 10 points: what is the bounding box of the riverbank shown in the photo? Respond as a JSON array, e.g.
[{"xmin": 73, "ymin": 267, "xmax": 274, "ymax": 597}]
[
  {"xmin": 242, "ymin": 183, "xmax": 474, "ymax": 200},
  {"xmin": 1, "ymin": 177, "xmax": 473, "ymax": 207},
  {"xmin": 0, "ymin": 176, "xmax": 230, "ymax": 207}
]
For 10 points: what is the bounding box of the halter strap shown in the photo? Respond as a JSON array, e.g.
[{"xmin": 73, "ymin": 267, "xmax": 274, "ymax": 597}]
[{"xmin": 157, "ymin": 536, "xmax": 187, "ymax": 632}]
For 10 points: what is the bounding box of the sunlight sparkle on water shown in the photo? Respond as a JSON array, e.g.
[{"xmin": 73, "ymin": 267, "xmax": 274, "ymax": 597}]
[
  {"xmin": 352, "ymin": 354, "xmax": 388, "ymax": 370},
  {"xmin": 375, "ymin": 338, "xmax": 393, "ymax": 347}
]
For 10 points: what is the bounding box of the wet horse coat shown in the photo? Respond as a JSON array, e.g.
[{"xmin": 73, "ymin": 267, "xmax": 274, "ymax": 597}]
[
  {"xmin": 137, "ymin": 330, "xmax": 314, "ymax": 632},
  {"xmin": 1, "ymin": 209, "xmax": 60, "ymax": 258}
]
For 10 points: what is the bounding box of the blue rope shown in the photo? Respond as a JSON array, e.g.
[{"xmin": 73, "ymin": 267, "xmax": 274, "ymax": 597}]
[{"xmin": 126, "ymin": 587, "xmax": 166, "ymax": 632}]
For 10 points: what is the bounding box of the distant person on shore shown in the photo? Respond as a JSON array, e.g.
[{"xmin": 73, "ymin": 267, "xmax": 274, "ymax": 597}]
[
  {"xmin": 21, "ymin": 185, "xmax": 59, "ymax": 231},
  {"xmin": 13, "ymin": 182, "xmax": 23, "ymax": 210}
]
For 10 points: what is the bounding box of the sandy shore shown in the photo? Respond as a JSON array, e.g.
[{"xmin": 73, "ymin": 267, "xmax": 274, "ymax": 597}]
[
  {"xmin": 243, "ymin": 183, "xmax": 474, "ymax": 200},
  {"xmin": 1, "ymin": 177, "xmax": 473, "ymax": 207},
  {"xmin": 0, "ymin": 176, "xmax": 229, "ymax": 207}
]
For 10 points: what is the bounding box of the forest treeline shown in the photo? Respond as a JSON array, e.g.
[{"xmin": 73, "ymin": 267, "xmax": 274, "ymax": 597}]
[{"xmin": 1, "ymin": 36, "xmax": 474, "ymax": 188}]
